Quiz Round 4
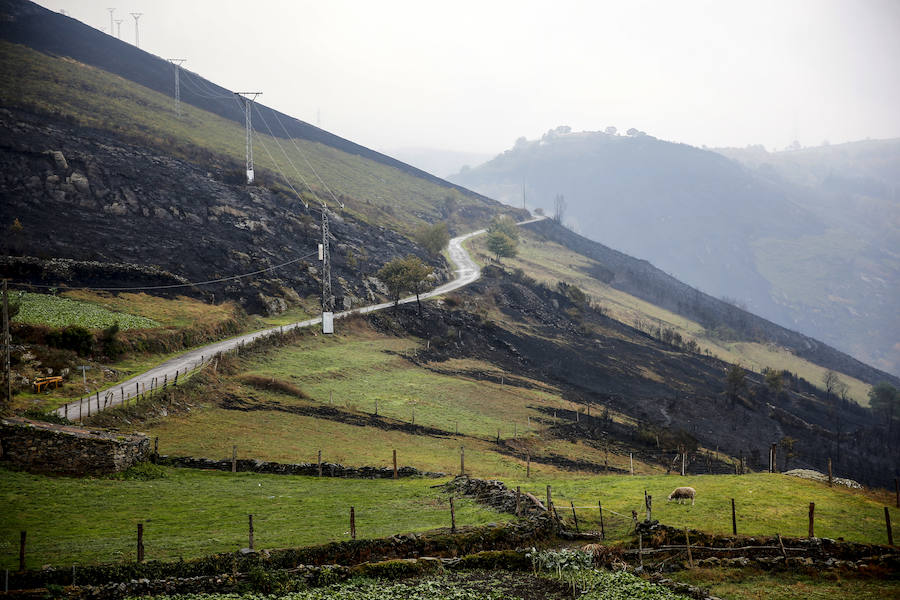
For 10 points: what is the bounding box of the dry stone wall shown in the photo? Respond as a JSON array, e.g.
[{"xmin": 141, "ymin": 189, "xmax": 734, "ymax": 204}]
[
  {"xmin": 156, "ymin": 455, "xmax": 445, "ymax": 479},
  {"xmin": 0, "ymin": 417, "xmax": 149, "ymax": 475}
]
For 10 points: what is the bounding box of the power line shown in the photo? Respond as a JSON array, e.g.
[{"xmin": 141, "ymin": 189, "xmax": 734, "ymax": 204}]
[
  {"xmin": 270, "ymin": 110, "xmax": 344, "ymax": 209},
  {"xmin": 8, "ymin": 251, "xmax": 318, "ymax": 292},
  {"xmin": 251, "ymin": 103, "xmax": 320, "ymax": 209}
]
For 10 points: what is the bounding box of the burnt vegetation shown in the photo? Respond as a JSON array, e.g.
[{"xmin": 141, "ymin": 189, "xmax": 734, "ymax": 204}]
[{"xmin": 368, "ymin": 266, "xmax": 898, "ymax": 487}]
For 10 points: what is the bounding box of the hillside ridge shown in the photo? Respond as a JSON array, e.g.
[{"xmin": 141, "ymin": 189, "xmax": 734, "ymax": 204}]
[{"xmin": 0, "ymin": 0, "xmax": 491, "ymax": 202}]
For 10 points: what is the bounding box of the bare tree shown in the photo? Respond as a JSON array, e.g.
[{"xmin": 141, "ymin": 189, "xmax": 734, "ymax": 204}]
[{"xmin": 553, "ymin": 194, "xmax": 566, "ymax": 224}]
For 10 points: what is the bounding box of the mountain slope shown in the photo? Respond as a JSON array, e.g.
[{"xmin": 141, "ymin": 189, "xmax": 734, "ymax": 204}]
[{"xmin": 450, "ymin": 129, "xmax": 900, "ymax": 376}]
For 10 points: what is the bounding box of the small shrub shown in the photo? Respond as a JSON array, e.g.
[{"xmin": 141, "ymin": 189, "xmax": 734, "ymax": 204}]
[
  {"xmin": 22, "ymin": 409, "xmax": 71, "ymax": 425},
  {"xmin": 108, "ymin": 462, "xmax": 168, "ymax": 481},
  {"xmin": 45, "ymin": 325, "xmax": 94, "ymax": 357}
]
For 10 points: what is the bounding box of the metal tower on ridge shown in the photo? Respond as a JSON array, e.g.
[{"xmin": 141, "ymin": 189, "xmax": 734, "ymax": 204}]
[
  {"xmin": 168, "ymin": 59, "xmax": 186, "ymax": 116},
  {"xmin": 130, "ymin": 13, "xmax": 142, "ymax": 48},
  {"xmin": 234, "ymin": 92, "xmax": 262, "ymax": 184}
]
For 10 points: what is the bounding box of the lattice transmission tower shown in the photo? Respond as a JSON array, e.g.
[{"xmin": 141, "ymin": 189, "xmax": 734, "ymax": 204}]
[
  {"xmin": 234, "ymin": 92, "xmax": 262, "ymax": 184},
  {"xmin": 168, "ymin": 59, "xmax": 186, "ymax": 116}
]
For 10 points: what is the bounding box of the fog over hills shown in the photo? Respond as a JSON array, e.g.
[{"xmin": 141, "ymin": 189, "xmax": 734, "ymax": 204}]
[{"xmin": 450, "ymin": 128, "xmax": 900, "ymax": 376}]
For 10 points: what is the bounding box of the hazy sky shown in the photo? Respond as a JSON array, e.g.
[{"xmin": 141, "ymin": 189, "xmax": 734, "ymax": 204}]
[{"xmin": 37, "ymin": 0, "xmax": 900, "ymax": 156}]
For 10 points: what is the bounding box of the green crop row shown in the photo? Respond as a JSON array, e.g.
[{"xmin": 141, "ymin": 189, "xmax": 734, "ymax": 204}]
[{"xmin": 12, "ymin": 292, "xmax": 159, "ymax": 330}]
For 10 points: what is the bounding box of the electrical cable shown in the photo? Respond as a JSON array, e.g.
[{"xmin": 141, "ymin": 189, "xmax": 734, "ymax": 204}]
[
  {"xmin": 229, "ymin": 95, "xmax": 309, "ymax": 207},
  {"xmin": 252, "ymin": 102, "xmax": 326, "ymax": 209},
  {"xmin": 10, "ymin": 251, "xmax": 318, "ymax": 292},
  {"xmin": 270, "ymin": 110, "xmax": 344, "ymax": 208}
]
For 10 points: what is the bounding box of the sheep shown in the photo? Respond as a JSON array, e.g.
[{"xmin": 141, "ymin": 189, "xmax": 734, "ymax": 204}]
[{"xmin": 667, "ymin": 486, "xmax": 696, "ymax": 505}]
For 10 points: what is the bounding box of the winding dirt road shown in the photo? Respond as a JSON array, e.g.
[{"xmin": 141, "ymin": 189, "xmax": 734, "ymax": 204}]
[{"xmin": 55, "ymin": 216, "xmax": 544, "ymax": 419}]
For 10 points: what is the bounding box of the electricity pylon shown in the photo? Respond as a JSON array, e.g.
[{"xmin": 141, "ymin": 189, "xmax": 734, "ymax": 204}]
[
  {"xmin": 234, "ymin": 92, "xmax": 262, "ymax": 184},
  {"xmin": 168, "ymin": 59, "xmax": 186, "ymax": 116},
  {"xmin": 130, "ymin": 13, "xmax": 142, "ymax": 48}
]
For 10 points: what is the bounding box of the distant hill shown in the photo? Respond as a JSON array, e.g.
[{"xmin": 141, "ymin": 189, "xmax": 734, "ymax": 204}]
[{"xmin": 450, "ymin": 128, "xmax": 900, "ymax": 377}]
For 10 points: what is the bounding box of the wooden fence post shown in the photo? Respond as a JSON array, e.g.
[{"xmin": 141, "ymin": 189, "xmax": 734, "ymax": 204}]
[
  {"xmin": 546, "ymin": 485, "xmax": 552, "ymax": 511},
  {"xmin": 828, "ymin": 458, "xmax": 833, "ymax": 487},
  {"xmin": 318, "ymin": 450, "xmax": 322, "ymax": 477},
  {"xmin": 248, "ymin": 514, "xmax": 254, "ymax": 550},
  {"xmin": 685, "ymin": 527, "xmax": 694, "ymax": 568},
  {"xmin": 731, "ymin": 498, "xmax": 737, "ymax": 535},
  {"xmin": 777, "ymin": 533, "xmax": 787, "ymax": 558},
  {"xmin": 638, "ymin": 533, "xmax": 643, "ymax": 568},
  {"xmin": 18, "ymin": 531, "xmax": 25, "ymax": 572},
  {"xmin": 598, "ymin": 501, "xmax": 605, "ymax": 540},
  {"xmin": 808, "ymin": 502, "xmax": 815, "ymax": 538},
  {"xmin": 772, "ymin": 443, "xmax": 777, "ymax": 473},
  {"xmin": 137, "ymin": 523, "xmax": 144, "ymax": 562},
  {"xmin": 232, "ymin": 445, "xmax": 237, "ymax": 473},
  {"xmin": 570, "ymin": 501, "xmax": 579, "ymax": 533},
  {"xmin": 526, "ymin": 454, "xmax": 531, "ymax": 478},
  {"xmin": 516, "ymin": 486, "xmax": 521, "ymax": 517},
  {"xmin": 886, "ymin": 507, "xmax": 894, "ymax": 546},
  {"xmin": 350, "ymin": 507, "xmax": 356, "ymax": 540},
  {"xmin": 393, "ymin": 449, "xmax": 398, "ymax": 479},
  {"xmin": 450, "ymin": 497, "xmax": 456, "ymax": 533},
  {"xmin": 459, "ymin": 446, "xmax": 465, "ymax": 476},
  {"xmin": 154, "ymin": 437, "xmax": 159, "ymax": 455},
  {"xmin": 630, "ymin": 453, "xmax": 634, "ymax": 475}
]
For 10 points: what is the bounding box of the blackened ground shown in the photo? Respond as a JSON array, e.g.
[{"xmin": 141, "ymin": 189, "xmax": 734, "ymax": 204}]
[
  {"xmin": 366, "ymin": 267, "xmax": 898, "ymax": 487},
  {"xmin": 0, "ymin": 107, "xmax": 447, "ymax": 314}
]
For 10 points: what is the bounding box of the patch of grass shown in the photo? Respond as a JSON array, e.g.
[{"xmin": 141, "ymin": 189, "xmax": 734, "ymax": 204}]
[
  {"xmin": 670, "ymin": 567, "xmax": 900, "ymax": 600},
  {"xmin": 507, "ymin": 473, "xmax": 897, "ymax": 545},
  {"xmin": 12, "ymin": 292, "xmax": 158, "ymax": 329},
  {"xmin": 61, "ymin": 291, "xmax": 238, "ymax": 329},
  {"xmin": 0, "ymin": 466, "xmax": 507, "ymax": 569},
  {"xmin": 145, "ymin": 406, "xmax": 565, "ymax": 480},
  {"xmin": 238, "ymin": 334, "xmax": 573, "ymax": 440}
]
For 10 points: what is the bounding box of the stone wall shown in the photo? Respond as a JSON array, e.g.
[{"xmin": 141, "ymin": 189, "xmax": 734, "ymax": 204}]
[
  {"xmin": 156, "ymin": 455, "xmax": 445, "ymax": 479},
  {"xmin": 0, "ymin": 418, "xmax": 149, "ymax": 475},
  {"xmin": 443, "ymin": 476, "xmax": 548, "ymax": 516}
]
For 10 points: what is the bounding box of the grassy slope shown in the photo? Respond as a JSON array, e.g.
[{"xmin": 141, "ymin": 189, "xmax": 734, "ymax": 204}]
[
  {"xmin": 0, "ymin": 41, "xmax": 499, "ymax": 235},
  {"xmin": 466, "ymin": 231, "xmax": 873, "ymax": 405},
  {"xmin": 14, "ymin": 292, "xmax": 244, "ymax": 412},
  {"xmin": 0, "ymin": 466, "xmax": 505, "ymax": 569},
  {"xmin": 143, "ymin": 328, "xmax": 663, "ymax": 479},
  {"xmin": 507, "ymin": 473, "xmax": 896, "ymax": 545}
]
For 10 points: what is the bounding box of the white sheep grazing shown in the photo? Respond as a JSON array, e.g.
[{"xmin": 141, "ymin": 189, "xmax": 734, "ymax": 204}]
[{"xmin": 667, "ymin": 486, "xmax": 696, "ymax": 505}]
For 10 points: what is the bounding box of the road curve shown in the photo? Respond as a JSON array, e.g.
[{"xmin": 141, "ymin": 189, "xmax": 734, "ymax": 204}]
[{"xmin": 55, "ymin": 216, "xmax": 544, "ymax": 419}]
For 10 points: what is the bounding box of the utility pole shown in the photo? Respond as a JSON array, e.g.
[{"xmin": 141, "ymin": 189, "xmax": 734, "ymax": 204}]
[
  {"xmin": 114, "ymin": 19, "xmax": 123, "ymax": 39},
  {"xmin": 234, "ymin": 92, "xmax": 262, "ymax": 184},
  {"xmin": 168, "ymin": 59, "xmax": 186, "ymax": 116},
  {"xmin": 130, "ymin": 13, "xmax": 142, "ymax": 48},
  {"xmin": 3, "ymin": 280, "xmax": 10, "ymax": 408},
  {"xmin": 320, "ymin": 207, "xmax": 333, "ymax": 333},
  {"xmin": 106, "ymin": 7, "xmax": 114, "ymax": 35}
]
